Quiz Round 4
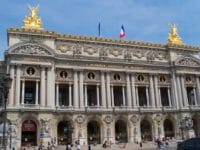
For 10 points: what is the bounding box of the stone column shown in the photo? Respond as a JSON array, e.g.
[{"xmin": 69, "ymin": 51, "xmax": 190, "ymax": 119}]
[
  {"xmin": 79, "ymin": 71, "xmax": 84, "ymax": 108},
  {"xmin": 40, "ymin": 66, "xmax": 46, "ymax": 106},
  {"xmin": 168, "ymin": 88, "xmax": 172, "ymax": 107},
  {"xmin": 111, "ymin": 85, "xmax": 114, "ymax": 107},
  {"xmin": 135, "ymin": 86, "xmax": 139, "ymax": 107},
  {"xmin": 154, "ymin": 76, "xmax": 160, "ymax": 108},
  {"xmin": 171, "ymin": 72, "xmax": 179, "ymax": 108},
  {"xmin": 84, "ymin": 84, "xmax": 87, "ymax": 107},
  {"xmin": 106, "ymin": 72, "xmax": 111, "ymax": 108},
  {"xmin": 146, "ymin": 87, "xmax": 149, "ymax": 107},
  {"xmin": 15, "ymin": 65, "xmax": 21, "ymax": 106},
  {"xmin": 158, "ymin": 88, "xmax": 161, "ymax": 106},
  {"xmin": 149, "ymin": 75, "xmax": 155, "ymax": 107},
  {"xmin": 47, "ymin": 66, "xmax": 55, "ymax": 108},
  {"xmin": 101, "ymin": 71, "xmax": 106, "ymax": 108},
  {"xmin": 69, "ymin": 84, "xmax": 72, "ymax": 106},
  {"xmin": 196, "ymin": 76, "xmax": 200, "ymax": 105},
  {"xmin": 131, "ymin": 74, "xmax": 137, "ymax": 108},
  {"xmin": 122, "ymin": 85, "xmax": 126, "ymax": 106},
  {"xmin": 126, "ymin": 73, "xmax": 132, "ymax": 107},
  {"xmin": 21, "ymin": 80, "xmax": 25, "ymax": 105},
  {"xmin": 73, "ymin": 70, "xmax": 79, "ymax": 108},
  {"xmin": 9, "ymin": 65, "xmax": 14, "ymax": 106},
  {"xmin": 176, "ymin": 75, "xmax": 183, "ymax": 108},
  {"xmin": 97, "ymin": 84, "xmax": 100, "ymax": 107},
  {"xmin": 35, "ymin": 80, "xmax": 39, "ymax": 105},
  {"xmin": 181, "ymin": 75, "xmax": 188, "ymax": 107},
  {"xmin": 56, "ymin": 83, "xmax": 59, "ymax": 107},
  {"xmin": 193, "ymin": 88, "xmax": 197, "ymax": 106}
]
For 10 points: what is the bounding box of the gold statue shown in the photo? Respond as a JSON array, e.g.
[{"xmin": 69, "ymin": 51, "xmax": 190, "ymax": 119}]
[
  {"xmin": 167, "ymin": 24, "xmax": 183, "ymax": 45},
  {"xmin": 23, "ymin": 5, "xmax": 42, "ymax": 29}
]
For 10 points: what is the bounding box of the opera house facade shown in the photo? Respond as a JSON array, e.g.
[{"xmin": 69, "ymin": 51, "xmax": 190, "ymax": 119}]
[{"xmin": 0, "ymin": 6, "xmax": 200, "ymax": 148}]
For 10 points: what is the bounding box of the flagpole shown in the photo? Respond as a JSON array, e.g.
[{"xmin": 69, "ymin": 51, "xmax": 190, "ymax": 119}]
[{"xmin": 98, "ymin": 22, "xmax": 101, "ymax": 37}]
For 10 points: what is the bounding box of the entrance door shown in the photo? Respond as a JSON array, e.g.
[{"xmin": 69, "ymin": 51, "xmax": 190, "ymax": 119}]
[
  {"xmin": 57, "ymin": 121, "xmax": 73, "ymax": 145},
  {"xmin": 115, "ymin": 120, "xmax": 128, "ymax": 142},
  {"xmin": 164, "ymin": 119, "xmax": 174, "ymax": 138},
  {"xmin": 141, "ymin": 120, "xmax": 152, "ymax": 141},
  {"xmin": 87, "ymin": 121, "xmax": 101, "ymax": 144},
  {"xmin": 21, "ymin": 120, "xmax": 37, "ymax": 146}
]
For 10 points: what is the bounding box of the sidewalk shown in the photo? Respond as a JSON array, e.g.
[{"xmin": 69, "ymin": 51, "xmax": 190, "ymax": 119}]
[{"xmin": 55, "ymin": 142, "xmax": 177, "ymax": 150}]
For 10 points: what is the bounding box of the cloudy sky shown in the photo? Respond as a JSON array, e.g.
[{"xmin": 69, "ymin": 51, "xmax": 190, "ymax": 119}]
[{"xmin": 0, "ymin": 0, "xmax": 200, "ymax": 58}]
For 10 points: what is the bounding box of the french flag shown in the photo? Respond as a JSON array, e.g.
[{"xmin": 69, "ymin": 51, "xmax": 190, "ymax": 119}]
[{"xmin": 119, "ymin": 25, "xmax": 125, "ymax": 39}]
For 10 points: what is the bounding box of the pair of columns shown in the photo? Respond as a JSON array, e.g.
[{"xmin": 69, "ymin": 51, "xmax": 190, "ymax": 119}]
[{"xmin": 9, "ymin": 65, "xmax": 54, "ymax": 107}]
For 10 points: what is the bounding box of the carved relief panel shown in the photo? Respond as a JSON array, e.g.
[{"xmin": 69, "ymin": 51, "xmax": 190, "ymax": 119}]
[
  {"xmin": 111, "ymin": 72, "xmax": 125, "ymax": 83},
  {"xmin": 84, "ymin": 71, "xmax": 100, "ymax": 82},
  {"xmin": 135, "ymin": 74, "xmax": 149, "ymax": 85},
  {"xmin": 22, "ymin": 65, "xmax": 40, "ymax": 78},
  {"xmin": 157, "ymin": 74, "xmax": 171, "ymax": 86}
]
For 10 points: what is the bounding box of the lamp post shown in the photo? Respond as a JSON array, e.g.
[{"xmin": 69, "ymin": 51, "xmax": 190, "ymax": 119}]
[
  {"xmin": 0, "ymin": 74, "xmax": 12, "ymax": 149},
  {"xmin": 64, "ymin": 121, "xmax": 74, "ymax": 150}
]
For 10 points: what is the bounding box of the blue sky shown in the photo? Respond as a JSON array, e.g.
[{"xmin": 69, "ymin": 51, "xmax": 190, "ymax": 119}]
[{"xmin": 0, "ymin": 0, "xmax": 200, "ymax": 59}]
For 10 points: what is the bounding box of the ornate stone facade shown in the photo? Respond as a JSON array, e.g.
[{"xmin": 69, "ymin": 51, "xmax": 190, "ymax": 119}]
[{"xmin": 1, "ymin": 28, "xmax": 200, "ymax": 148}]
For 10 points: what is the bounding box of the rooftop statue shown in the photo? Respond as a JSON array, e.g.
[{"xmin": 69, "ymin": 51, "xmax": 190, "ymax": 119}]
[
  {"xmin": 167, "ymin": 24, "xmax": 183, "ymax": 45},
  {"xmin": 23, "ymin": 5, "xmax": 42, "ymax": 29}
]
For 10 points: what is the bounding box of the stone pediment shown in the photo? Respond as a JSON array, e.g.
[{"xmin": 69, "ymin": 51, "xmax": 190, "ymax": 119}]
[
  {"xmin": 8, "ymin": 41, "xmax": 54, "ymax": 56},
  {"xmin": 175, "ymin": 56, "xmax": 200, "ymax": 67}
]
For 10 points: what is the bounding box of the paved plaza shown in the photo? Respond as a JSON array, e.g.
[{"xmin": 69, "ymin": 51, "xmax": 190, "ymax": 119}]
[{"xmin": 55, "ymin": 142, "xmax": 177, "ymax": 150}]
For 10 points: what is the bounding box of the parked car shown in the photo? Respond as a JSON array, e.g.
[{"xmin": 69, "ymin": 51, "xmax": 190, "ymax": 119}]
[{"xmin": 177, "ymin": 138, "xmax": 200, "ymax": 150}]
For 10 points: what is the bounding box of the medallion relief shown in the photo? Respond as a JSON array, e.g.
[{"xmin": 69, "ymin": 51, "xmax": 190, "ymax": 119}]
[
  {"xmin": 103, "ymin": 115, "xmax": 113, "ymax": 124},
  {"xmin": 84, "ymin": 46, "xmax": 98, "ymax": 55},
  {"xmin": 76, "ymin": 115, "xmax": 85, "ymax": 124}
]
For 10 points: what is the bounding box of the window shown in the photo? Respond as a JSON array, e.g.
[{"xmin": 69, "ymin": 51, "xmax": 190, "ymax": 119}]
[
  {"xmin": 88, "ymin": 72, "xmax": 95, "ymax": 80},
  {"xmin": 138, "ymin": 87, "xmax": 147, "ymax": 106},
  {"xmin": 24, "ymin": 81, "xmax": 36, "ymax": 104},
  {"xmin": 160, "ymin": 87, "xmax": 169, "ymax": 106},
  {"xmin": 114, "ymin": 74, "xmax": 121, "ymax": 81},
  {"xmin": 27, "ymin": 67, "xmax": 35, "ymax": 76}
]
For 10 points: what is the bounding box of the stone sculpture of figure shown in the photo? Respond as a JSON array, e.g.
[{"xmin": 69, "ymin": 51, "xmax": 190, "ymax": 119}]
[
  {"xmin": 167, "ymin": 23, "xmax": 183, "ymax": 45},
  {"xmin": 40, "ymin": 118, "xmax": 51, "ymax": 135},
  {"xmin": 23, "ymin": 5, "xmax": 42, "ymax": 29}
]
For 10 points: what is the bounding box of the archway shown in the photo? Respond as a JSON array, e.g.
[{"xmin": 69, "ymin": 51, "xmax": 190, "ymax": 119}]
[
  {"xmin": 57, "ymin": 121, "xmax": 73, "ymax": 145},
  {"xmin": 115, "ymin": 120, "xmax": 128, "ymax": 143},
  {"xmin": 21, "ymin": 120, "xmax": 37, "ymax": 146},
  {"xmin": 164, "ymin": 119, "xmax": 175, "ymax": 138},
  {"xmin": 140, "ymin": 119, "xmax": 152, "ymax": 141},
  {"xmin": 87, "ymin": 120, "xmax": 101, "ymax": 144},
  {"xmin": 192, "ymin": 116, "xmax": 200, "ymax": 137}
]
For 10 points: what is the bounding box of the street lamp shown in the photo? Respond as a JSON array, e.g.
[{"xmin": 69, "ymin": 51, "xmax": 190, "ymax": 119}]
[
  {"xmin": 179, "ymin": 116, "xmax": 192, "ymax": 140},
  {"xmin": 64, "ymin": 121, "xmax": 74, "ymax": 150},
  {"xmin": 0, "ymin": 74, "xmax": 12, "ymax": 149}
]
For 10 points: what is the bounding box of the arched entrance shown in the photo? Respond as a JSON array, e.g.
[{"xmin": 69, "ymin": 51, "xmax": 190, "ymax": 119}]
[
  {"xmin": 141, "ymin": 119, "xmax": 152, "ymax": 141},
  {"xmin": 57, "ymin": 121, "xmax": 73, "ymax": 145},
  {"xmin": 164, "ymin": 119, "xmax": 174, "ymax": 138},
  {"xmin": 87, "ymin": 121, "xmax": 101, "ymax": 144},
  {"xmin": 115, "ymin": 120, "xmax": 128, "ymax": 143},
  {"xmin": 192, "ymin": 117, "xmax": 200, "ymax": 137},
  {"xmin": 21, "ymin": 120, "xmax": 37, "ymax": 146}
]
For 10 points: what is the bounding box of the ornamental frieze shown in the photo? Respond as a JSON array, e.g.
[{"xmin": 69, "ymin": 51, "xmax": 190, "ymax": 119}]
[
  {"xmin": 56, "ymin": 44, "xmax": 74, "ymax": 54},
  {"xmin": 83, "ymin": 45, "xmax": 98, "ymax": 55},
  {"xmin": 12, "ymin": 44, "xmax": 52, "ymax": 55},
  {"xmin": 175, "ymin": 57, "xmax": 199, "ymax": 67},
  {"xmin": 132, "ymin": 50, "xmax": 145, "ymax": 59},
  {"xmin": 108, "ymin": 48, "xmax": 123, "ymax": 57},
  {"xmin": 130, "ymin": 115, "xmax": 138, "ymax": 125}
]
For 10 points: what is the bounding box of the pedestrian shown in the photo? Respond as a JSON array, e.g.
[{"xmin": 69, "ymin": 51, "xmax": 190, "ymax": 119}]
[
  {"xmin": 140, "ymin": 141, "xmax": 142, "ymax": 149},
  {"xmin": 77, "ymin": 143, "xmax": 81, "ymax": 150},
  {"xmin": 88, "ymin": 144, "xmax": 91, "ymax": 150}
]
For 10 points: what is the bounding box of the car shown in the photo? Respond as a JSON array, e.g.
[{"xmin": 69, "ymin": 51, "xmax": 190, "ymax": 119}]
[{"xmin": 177, "ymin": 138, "xmax": 200, "ymax": 150}]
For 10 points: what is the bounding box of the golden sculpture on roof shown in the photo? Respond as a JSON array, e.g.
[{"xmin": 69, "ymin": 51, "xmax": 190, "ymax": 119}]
[
  {"xmin": 23, "ymin": 5, "xmax": 42, "ymax": 29},
  {"xmin": 167, "ymin": 24, "xmax": 183, "ymax": 45}
]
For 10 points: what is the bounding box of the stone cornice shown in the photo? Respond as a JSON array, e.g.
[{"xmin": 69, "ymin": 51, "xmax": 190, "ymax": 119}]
[{"xmin": 8, "ymin": 28, "xmax": 200, "ymax": 51}]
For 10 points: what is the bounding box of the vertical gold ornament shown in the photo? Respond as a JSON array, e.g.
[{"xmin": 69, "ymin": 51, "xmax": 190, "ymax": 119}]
[
  {"xmin": 23, "ymin": 5, "xmax": 42, "ymax": 29},
  {"xmin": 167, "ymin": 24, "xmax": 183, "ymax": 45}
]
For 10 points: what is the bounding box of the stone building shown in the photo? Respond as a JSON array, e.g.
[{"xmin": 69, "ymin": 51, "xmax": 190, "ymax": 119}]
[{"xmin": 0, "ymin": 6, "xmax": 200, "ymax": 149}]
